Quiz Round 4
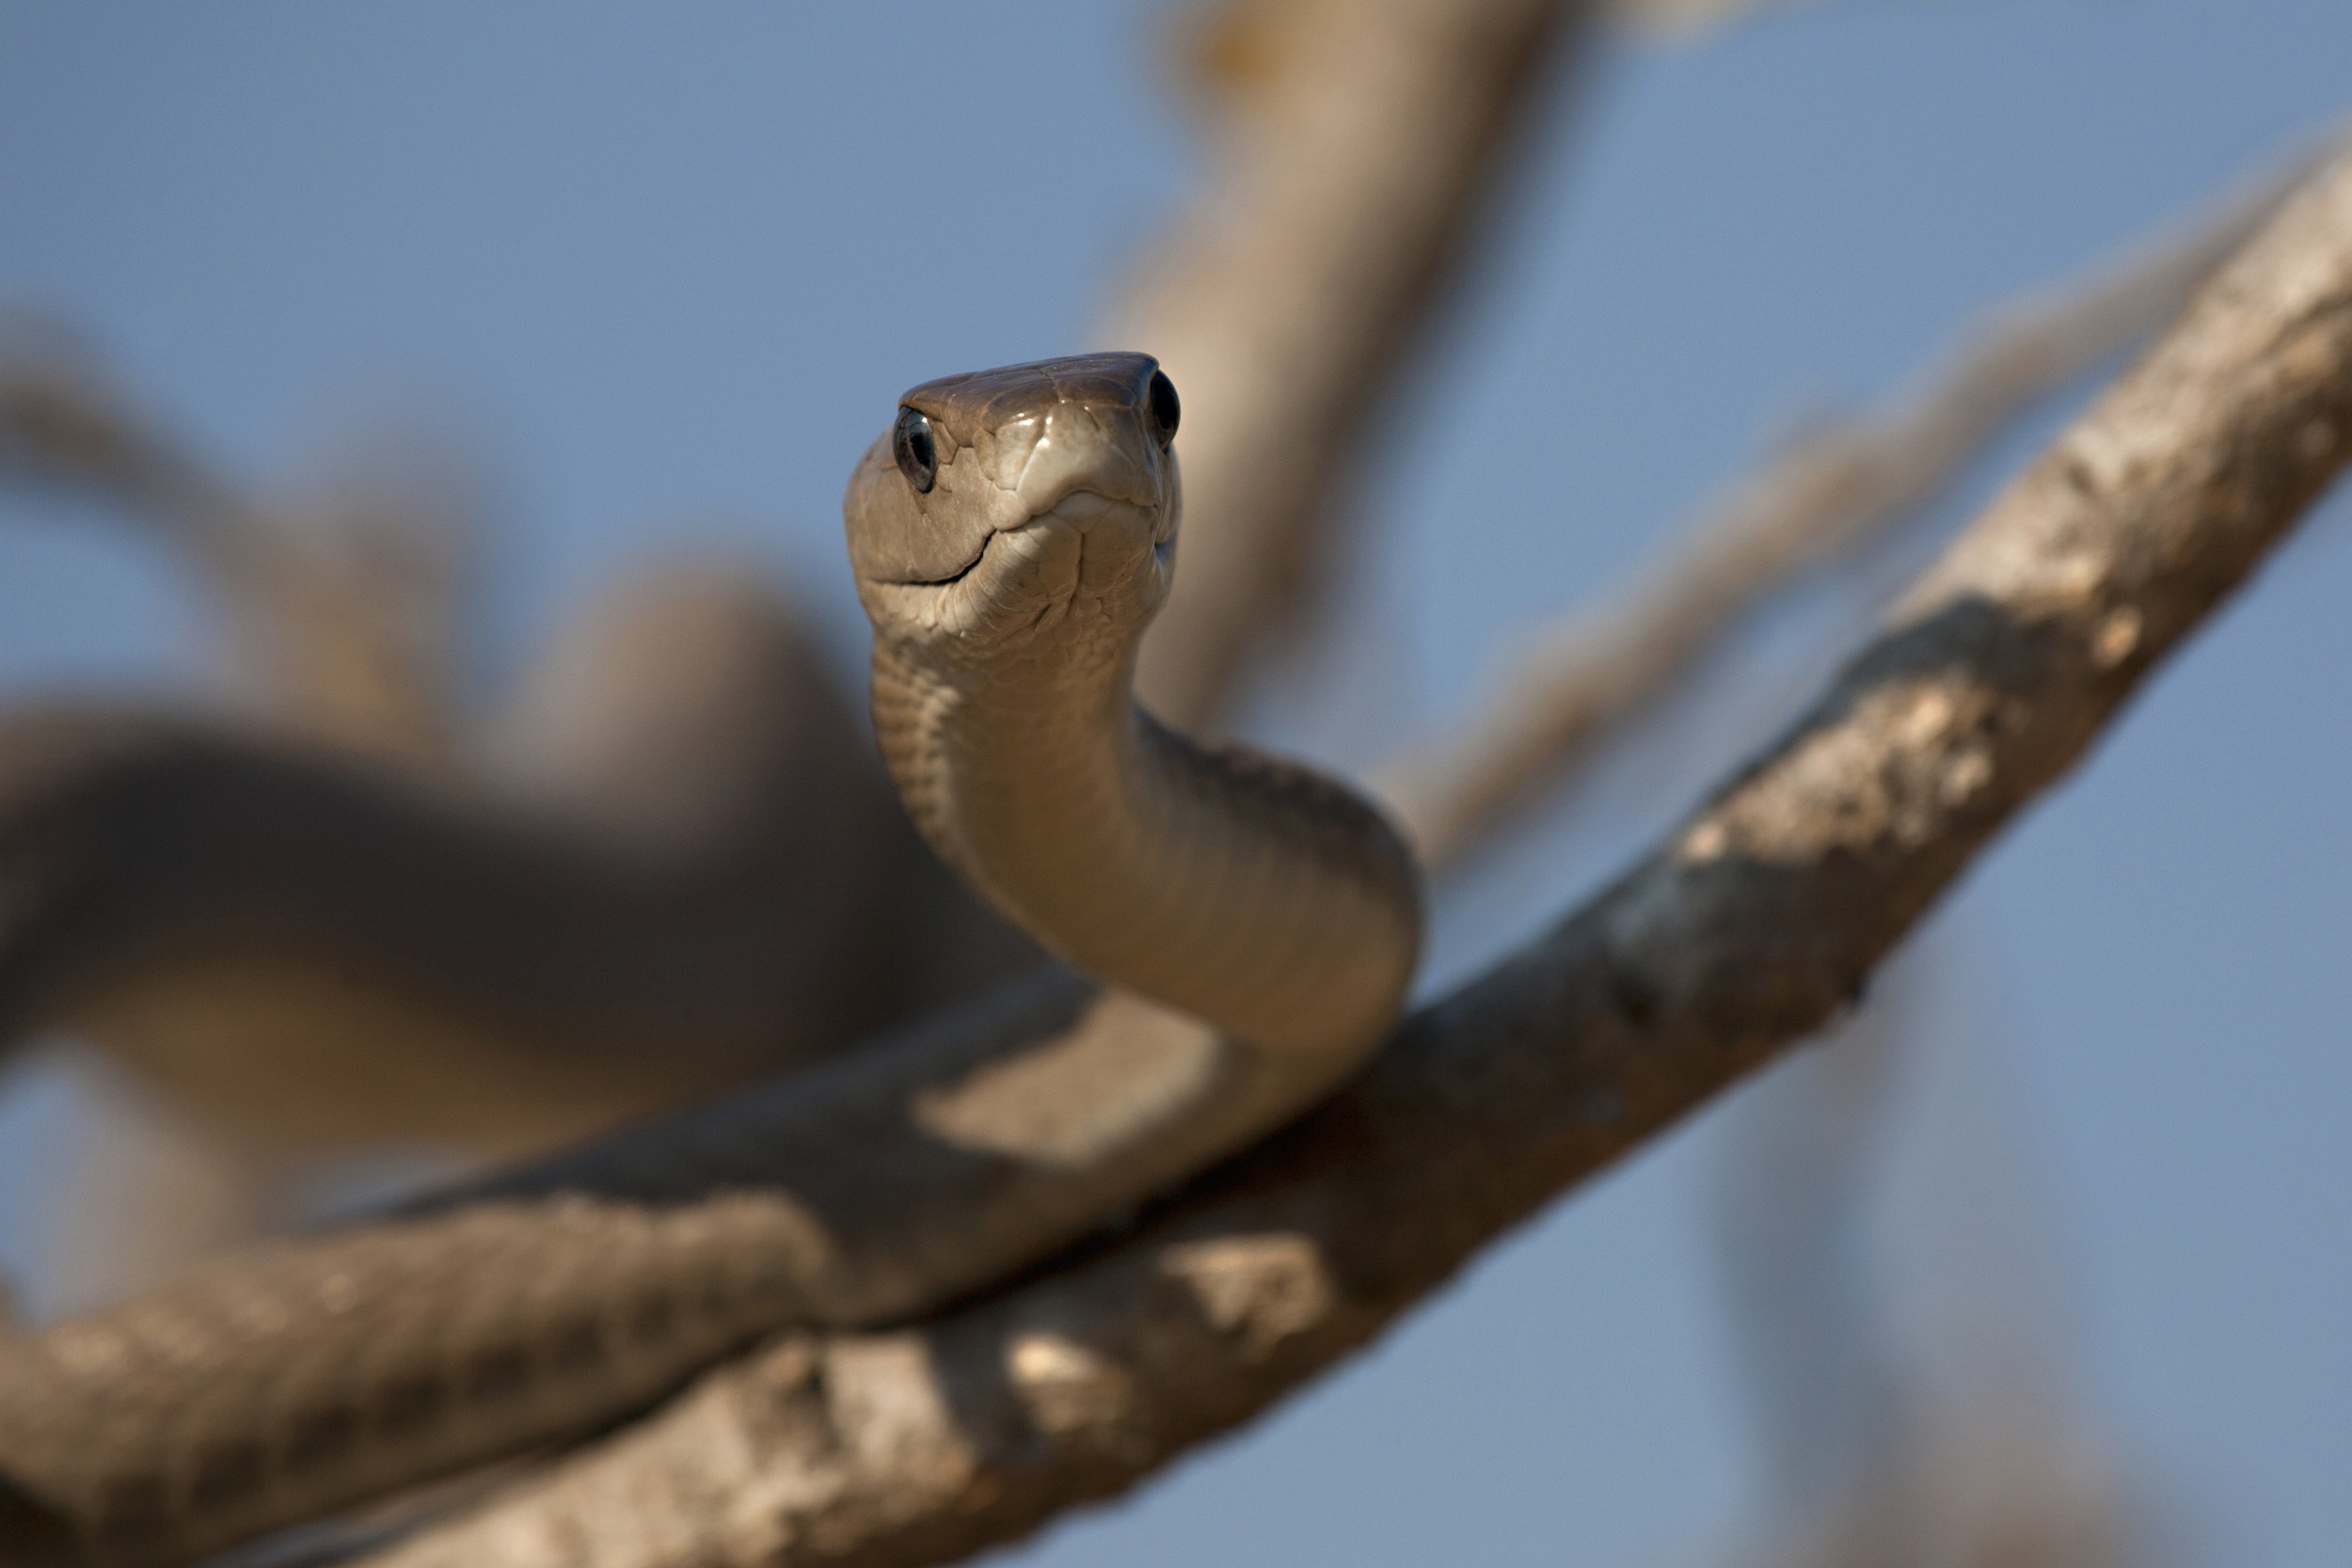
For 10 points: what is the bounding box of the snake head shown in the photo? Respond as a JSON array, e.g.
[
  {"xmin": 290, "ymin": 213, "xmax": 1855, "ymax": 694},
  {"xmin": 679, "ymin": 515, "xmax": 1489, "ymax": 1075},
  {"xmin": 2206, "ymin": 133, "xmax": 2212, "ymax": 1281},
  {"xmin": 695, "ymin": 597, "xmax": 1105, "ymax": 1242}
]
[{"xmin": 846, "ymin": 352, "xmax": 1182, "ymax": 666}]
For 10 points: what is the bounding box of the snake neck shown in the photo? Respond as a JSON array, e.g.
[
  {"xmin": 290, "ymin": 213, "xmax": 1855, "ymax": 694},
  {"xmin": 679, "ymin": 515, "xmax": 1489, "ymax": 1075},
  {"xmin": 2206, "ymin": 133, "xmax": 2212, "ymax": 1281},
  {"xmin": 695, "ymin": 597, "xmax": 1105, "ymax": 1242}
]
[{"xmin": 869, "ymin": 639, "xmax": 1421, "ymax": 1067}]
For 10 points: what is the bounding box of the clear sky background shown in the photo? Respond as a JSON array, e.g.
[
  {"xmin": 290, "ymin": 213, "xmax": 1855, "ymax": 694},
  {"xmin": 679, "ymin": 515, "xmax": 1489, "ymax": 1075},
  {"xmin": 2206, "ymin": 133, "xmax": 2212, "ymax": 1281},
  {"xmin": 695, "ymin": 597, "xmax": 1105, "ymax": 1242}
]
[{"xmin": 0, "ymin": 4, "xmax": 2346, "ymax": 1566}]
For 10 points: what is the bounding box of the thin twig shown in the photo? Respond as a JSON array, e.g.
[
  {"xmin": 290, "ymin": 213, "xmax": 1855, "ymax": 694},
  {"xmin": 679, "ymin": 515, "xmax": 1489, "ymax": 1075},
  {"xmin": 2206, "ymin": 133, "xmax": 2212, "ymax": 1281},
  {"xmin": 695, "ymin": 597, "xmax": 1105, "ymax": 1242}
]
[
  {"xmin": 0, "ymin": 329, "xmax": 252, "ymax": 558},
  {"xmin": 0, "ymin": 331, "xmax": 460, "ymax": 764},
  {"xmin": 1376, "ymin": 152, "xmax": 2313, "ymax": 872}
]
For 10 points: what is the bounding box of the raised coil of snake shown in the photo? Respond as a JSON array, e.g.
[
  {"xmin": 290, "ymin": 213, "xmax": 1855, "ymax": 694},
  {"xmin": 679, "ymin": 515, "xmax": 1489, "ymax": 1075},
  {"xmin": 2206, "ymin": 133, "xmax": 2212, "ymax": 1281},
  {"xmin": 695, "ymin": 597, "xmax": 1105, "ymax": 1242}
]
[{"xmin": 0, "ymin": 351, "xmax": 1422, "ymax": 1568}]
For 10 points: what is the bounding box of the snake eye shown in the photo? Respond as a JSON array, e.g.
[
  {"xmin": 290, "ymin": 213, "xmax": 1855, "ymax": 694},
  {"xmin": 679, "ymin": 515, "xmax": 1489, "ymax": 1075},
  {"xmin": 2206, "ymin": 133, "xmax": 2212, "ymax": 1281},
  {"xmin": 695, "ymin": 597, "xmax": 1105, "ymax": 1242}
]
[
  {"xmin": 892, "ymin": 406, "xmax": 938, "ymax": 494},
  {"xmin": 1146, "ymin": 370, "xmax": 1180, "ymax": 446}
]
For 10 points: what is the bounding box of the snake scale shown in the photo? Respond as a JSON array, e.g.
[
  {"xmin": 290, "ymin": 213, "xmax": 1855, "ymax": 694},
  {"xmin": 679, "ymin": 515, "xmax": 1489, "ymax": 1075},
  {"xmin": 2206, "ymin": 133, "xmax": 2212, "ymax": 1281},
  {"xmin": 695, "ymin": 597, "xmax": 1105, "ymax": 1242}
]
[{"xmin": 0, "ymin": 354, "xmax": 1422, "ymax": 1567}]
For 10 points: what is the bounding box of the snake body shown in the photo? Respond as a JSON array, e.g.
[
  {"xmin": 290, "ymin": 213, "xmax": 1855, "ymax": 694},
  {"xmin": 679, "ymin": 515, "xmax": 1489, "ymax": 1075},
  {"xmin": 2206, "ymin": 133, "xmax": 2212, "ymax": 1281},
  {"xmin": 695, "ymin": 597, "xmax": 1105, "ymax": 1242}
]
[
  {"xmin": 0, "ymin": 568, "xmax": 935, "ymax": 1162},
  {"xmin": 0, "ymin": 354, "xmax": 1421, "ymax": 1566},
  {"xmin": 851, "ymin": 354, "xmax": 1417, "ymax": 1060}
]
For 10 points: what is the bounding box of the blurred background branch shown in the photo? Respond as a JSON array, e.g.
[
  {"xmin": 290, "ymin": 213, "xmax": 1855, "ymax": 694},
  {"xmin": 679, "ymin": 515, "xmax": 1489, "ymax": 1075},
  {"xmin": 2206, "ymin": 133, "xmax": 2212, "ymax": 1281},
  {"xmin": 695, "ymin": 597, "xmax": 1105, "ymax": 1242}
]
[
  {"xmin": 0, "ymin": 325, "xmax": 464, "ymax": 767},
  {"xmin": 1375, "ymin": 152, "xmax": 2308, "ymax": 871},
  {"xmin": 1116, "ymin": 0, "xmax": 1597, "ymax": 727}
]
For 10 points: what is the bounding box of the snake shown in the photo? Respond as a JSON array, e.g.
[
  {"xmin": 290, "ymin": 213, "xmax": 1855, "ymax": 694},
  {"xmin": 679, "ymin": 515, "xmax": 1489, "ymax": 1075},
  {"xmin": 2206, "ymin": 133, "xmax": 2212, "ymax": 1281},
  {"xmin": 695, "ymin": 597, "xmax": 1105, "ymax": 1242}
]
[
  {"xmin": 0, "ymin": 353, "xmax": 1422, "ymax": 1567},
  {"xmin": 0, "ymin": 578, "xmax": 931, "ymax": 1162}
]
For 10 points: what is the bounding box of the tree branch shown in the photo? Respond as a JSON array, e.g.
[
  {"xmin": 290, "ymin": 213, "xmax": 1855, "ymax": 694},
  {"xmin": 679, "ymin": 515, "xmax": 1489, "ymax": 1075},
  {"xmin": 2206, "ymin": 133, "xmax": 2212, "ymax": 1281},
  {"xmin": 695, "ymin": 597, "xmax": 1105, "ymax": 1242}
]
[
  {"xmin": 0, "ymin": 332, "xmax": 460, "ymax": 767},
  {"xmin": 1118, "ymin": 0, "xmax": 1598, "ymax": 726},
  {"xmin": 354, "ymin": 134, "xmax": 2352, "ymax": 1568},
  {"xmin": 1376, "ymin": 153, "xmax": 2311, "ymax": 871},
  {"xmin": 1119, "ymin": 0, "xmax": 1908, "ymax": 729},
  {"xmin": 0, "ymin": 329, "xmax": 248, "ymax": 560}
]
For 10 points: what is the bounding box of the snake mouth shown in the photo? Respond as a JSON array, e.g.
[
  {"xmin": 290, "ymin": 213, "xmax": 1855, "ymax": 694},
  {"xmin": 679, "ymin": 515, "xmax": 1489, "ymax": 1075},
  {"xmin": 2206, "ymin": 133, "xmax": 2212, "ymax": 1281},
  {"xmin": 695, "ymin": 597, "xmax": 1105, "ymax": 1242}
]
[
  {"xmin": 889, "ymin": 487, "xmax": 1160, "ymax": 592},
  {"xmin": 893, "ymin": 529, "xmax": 996, "ymax": 588}
]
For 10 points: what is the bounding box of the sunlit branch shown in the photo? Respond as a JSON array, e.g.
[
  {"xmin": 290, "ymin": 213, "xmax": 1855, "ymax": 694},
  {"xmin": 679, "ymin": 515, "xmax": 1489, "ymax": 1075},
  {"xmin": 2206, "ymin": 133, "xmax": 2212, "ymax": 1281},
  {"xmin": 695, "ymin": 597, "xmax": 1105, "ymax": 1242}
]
[{"xmin": 354, "ymin": 134, "xmax": 2352, "ymax": 1568}]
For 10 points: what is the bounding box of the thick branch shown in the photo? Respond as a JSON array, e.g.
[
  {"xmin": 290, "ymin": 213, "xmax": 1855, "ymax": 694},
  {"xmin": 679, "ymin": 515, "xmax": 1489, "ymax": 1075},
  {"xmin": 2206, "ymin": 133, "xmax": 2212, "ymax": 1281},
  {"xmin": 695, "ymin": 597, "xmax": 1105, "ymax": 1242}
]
[
  {"xmin": 1377, "ymin": 156, "xmax": 2308, "ymax": 870},
  {"xmin": 1119, "ymin": 0, "xmax": 1597, "ymax": 726},
  {"xmin": 363, "ymin": 137, "xmax": 2352, "ymax": 1568}
]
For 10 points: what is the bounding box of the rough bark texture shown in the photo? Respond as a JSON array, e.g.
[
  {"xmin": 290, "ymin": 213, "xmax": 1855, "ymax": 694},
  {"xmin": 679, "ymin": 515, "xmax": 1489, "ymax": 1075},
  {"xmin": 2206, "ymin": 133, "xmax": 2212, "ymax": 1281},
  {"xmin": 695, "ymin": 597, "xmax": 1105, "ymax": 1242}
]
[{"xmin": 350, "ymin": 135, "xmax": 2352, "ymax": 1568}]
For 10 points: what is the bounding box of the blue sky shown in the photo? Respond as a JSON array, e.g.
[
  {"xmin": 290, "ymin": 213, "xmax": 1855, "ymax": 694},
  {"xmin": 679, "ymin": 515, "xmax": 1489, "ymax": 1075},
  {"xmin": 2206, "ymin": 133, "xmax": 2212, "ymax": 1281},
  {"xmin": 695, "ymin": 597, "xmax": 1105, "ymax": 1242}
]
[{"xmin": 1, "ymin": 5, "xmax": 2347, "ymax": 1565}]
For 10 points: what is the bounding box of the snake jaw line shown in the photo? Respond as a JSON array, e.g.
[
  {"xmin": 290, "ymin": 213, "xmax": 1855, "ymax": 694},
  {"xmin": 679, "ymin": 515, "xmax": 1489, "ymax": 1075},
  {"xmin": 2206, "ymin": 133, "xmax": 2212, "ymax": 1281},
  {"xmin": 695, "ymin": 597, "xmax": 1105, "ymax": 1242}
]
[{"xmin": 888, "ymin": 528, "xmax": 997, "ymax": 589}]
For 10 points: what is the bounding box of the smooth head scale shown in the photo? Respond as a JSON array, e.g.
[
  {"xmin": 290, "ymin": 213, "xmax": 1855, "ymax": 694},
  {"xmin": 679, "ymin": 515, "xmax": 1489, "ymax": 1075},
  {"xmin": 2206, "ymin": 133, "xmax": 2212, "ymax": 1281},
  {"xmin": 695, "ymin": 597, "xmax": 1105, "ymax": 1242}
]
[{"xmin": 845, "ymin": 352, "xmax": 1183, "ymax": 669}]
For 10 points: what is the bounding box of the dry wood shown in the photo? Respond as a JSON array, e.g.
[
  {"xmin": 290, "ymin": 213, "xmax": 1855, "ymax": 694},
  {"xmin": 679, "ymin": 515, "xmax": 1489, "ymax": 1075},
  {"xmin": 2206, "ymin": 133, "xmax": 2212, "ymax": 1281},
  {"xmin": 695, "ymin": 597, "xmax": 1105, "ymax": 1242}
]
[{"xmin": 346, "ymin": 133, "xmax": 2352, "ymax": 1568}]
